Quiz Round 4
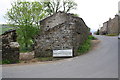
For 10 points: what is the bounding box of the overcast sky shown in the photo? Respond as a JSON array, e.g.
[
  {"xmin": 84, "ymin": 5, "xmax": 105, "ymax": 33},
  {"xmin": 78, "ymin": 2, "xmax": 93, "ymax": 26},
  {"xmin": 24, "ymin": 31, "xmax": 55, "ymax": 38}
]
[{"xmin": 0, "ymin": 0, "xmax": 119, "ymax": 31}]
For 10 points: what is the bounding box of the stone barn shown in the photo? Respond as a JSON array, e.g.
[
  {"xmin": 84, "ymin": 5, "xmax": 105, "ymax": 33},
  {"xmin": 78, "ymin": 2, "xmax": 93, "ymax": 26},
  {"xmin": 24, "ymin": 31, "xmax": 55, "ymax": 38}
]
[{"xmin": 34, "ymin": 11, "xmax": 89, "ymax": 57}]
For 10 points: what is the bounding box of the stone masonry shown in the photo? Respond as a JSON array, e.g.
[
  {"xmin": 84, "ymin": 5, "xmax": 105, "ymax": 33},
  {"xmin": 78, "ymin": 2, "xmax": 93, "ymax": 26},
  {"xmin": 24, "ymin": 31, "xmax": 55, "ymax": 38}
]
[
  {"xmin": 99, "ymin": 21, "xmax": 108, "ymax": 35},
  {"xmin": 1, "ymin": 29, "xmax": 20, "ymax": 63},
  {"xmin": 34, "ymin": 12, "xmax": 89, "ymax": 57},
  {"xmin": 107, "ymin": 15, "xmax": 119, "ymax": 34},
  {"xmin": 100, "ymin": 15, "xmax": 120, "ymax": 35}
]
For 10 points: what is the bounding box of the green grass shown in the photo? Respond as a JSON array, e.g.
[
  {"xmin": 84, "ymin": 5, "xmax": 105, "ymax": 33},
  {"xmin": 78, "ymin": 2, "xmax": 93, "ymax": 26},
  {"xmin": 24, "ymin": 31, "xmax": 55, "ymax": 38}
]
[
  {"xmin": 77, "ymin": 35, "xmax": 96, "ymax": 55},
  {"xmin": 106, "ymin": 34, "xmax": 118, "ymax": 36},
  {"xmin": 2, "ymin": 60, "xmax": 11, "ymax": 64},
  {"xmin": 37, "ymin": 57, "xmax": 64, "ymax": 61},
  {"xmin": 0, "ymin": 25, "xmax": 14, "ymax": 35},
  {"xmin": 0, "ymin": 61, "xmax": 2, "ymax": 65},
  {"xmin": 20, "ymin": 48, "xmax": 32, "ymax": 53},
  {"xmin": 2, "ymin": 28, "xmax": 13, "ymax": 33},
  {"xmin": 88, "ymin": 35, "xmax": 97, "ymax": 40},
  {"xmin": 77, "ymin": 39, "xmax": 91, "ymax": 55},
  {"xmin": 2, "ymin": 60, "xmax": 20, "ymax": 64},
  {"xmin": 38, "ymin": 57, "xmax": 53, "ymax": 61}
]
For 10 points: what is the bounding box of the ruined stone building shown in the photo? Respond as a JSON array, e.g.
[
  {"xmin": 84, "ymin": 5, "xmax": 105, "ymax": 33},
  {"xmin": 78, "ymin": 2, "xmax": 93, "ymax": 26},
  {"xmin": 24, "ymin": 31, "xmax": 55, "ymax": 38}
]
[
  {"xmin": 34, "ymin": 12, "xmax": 89, "ymax": 57},
  {"xmin": 100, "ymin": 15, "xmax": 120, "ymax": 35},
  {"xmin": 1, "ymin": 29, "xmax": 19, "ymax": 63}
]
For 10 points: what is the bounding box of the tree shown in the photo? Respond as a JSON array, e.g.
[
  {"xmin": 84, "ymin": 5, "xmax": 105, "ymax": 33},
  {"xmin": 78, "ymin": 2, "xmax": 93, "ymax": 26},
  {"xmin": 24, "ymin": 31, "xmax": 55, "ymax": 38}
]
[
  {"xmin": 96, "ymin": 29, "xmax": 100, "ymax": 35},
  {"xmin": 43, "ymin": 0, "xmax": 77, "ymax": 15},
  {"xmin": 5, "ymin": 1, "xmax": 46, "ymax": 51},
  {"xmin": 73, "ymin": 13, "xmax": 79, "ymax": 17},
  {"xmin": 43, "ymin": 0, "xmax": 61, "ymax": 15},
  {"xmin": 63, "ymin": 0, "xmax": 77, "ymax": 13}
]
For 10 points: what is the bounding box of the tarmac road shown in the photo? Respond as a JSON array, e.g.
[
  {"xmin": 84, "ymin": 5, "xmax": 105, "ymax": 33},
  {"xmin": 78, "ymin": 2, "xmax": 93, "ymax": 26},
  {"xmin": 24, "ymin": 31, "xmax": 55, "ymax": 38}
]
[{"xmin": 2, "ymin": 35, "xmax": 118, "ymax": 78}]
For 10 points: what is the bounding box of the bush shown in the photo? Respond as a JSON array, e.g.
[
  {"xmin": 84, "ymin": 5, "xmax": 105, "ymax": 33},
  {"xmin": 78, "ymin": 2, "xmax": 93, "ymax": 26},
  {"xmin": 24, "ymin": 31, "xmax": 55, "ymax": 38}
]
[
  {"xmin": 2, "ymin": 60, "xmax": 19, "ymax": 64},
  {"xmin": 88, "ymin": 35, "xmax": 97, "ymax": 40},
  {"xmin": 96, "ymin": 29, "xmax": 100, "ymax": 35},
  {"xmin": 0, "ymin": 61, "xmax": 2, "ymax": 65},
  {"xmin": 77, "ymin": 39, "xmax": 91, "ymax": 54},
  {"xmin": 77, "ymin": 35, "xmax": 95, "ymax": 55},
  {"xmin": 2, "ymin": 60, "xmax": 11, "ymax": 64}
]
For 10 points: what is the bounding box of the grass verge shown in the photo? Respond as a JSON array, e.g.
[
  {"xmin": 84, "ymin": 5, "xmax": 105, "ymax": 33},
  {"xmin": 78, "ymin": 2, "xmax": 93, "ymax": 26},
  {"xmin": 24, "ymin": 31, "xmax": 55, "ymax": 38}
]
[
  {"xmin": 0, "ymin": 61, "xmax": 2, "ymax": 65},
  {"xmin": 37, "ymin": 57, "xmax": 65, "ymax": 61},
  {"xmin": 106, "ymin": 34, "xmax": 118, "ymax": 36},
  {"xmin": 88, "ymin": 35, "xmax": 97, "ymax": 40},
  {"xmin": 77, "ymin": 35, "xmax": 96, "ymax": 55},
  {"xmin": 77, "ymin": 39, "xmax": 91, "ymax": 55}
]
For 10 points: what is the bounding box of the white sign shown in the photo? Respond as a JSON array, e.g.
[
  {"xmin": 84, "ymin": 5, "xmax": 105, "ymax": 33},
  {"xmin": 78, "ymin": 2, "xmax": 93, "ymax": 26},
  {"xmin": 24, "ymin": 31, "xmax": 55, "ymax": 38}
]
[{"xmin": 53, "ymin": 49, "xmax": 73, "ymax": 57}]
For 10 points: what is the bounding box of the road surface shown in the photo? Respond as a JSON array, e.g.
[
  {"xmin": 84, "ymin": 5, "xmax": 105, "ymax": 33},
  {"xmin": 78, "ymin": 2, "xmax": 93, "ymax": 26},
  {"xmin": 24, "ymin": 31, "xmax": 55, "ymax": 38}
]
[{"xmin": 2, "ymin": 35, "xmax": 118, "ymax": 78}]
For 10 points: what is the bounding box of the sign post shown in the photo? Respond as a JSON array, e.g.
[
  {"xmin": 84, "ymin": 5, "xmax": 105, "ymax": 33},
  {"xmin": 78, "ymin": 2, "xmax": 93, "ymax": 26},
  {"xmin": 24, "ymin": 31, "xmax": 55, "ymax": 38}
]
[{"xmin": 53, "ymin": 49, "xmax": 73, "ymax": 57}]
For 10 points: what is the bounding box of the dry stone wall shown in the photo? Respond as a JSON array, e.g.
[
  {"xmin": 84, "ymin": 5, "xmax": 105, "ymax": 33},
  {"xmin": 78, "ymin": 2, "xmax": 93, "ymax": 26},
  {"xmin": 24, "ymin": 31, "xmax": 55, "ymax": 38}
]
[{"xmin": 1, "ymin": 29, "xmax": 20, "ymax": 63}]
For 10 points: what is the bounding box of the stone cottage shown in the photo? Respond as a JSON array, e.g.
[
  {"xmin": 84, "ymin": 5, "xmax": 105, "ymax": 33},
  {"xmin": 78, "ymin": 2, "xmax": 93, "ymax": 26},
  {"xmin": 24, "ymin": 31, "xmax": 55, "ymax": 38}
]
[
  {"xmin": 99, "ymin": 21, "xmax": 108, "ymax": 35},
  {"xmin": 107, "ymin": 15, "xmax": 119, "ymax": 34},
  {"xmin": 34, "ymin": 11, "xmax": 89, "ymax": 57},
  {"xmin": 1, "ymin": 29, "xmax": 19, "ymax": 63},
  {"xmin": 100, "ymin": 15, "xmax": 120, "ymax": 35}
]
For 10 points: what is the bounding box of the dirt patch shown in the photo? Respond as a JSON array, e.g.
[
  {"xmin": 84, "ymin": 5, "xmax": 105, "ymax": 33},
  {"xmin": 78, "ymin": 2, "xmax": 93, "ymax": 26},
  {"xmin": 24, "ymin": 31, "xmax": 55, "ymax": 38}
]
[{"xmin": 91, "ymin": 39, "xmax": 101, "ymax": 49}]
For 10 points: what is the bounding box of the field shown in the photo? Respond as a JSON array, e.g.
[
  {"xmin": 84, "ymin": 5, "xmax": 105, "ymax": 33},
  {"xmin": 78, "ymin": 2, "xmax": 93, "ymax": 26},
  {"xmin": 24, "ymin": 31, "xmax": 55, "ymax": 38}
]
[{"xmin": 0, "ymin": 24, "xmax": 13, "ymax": 34}]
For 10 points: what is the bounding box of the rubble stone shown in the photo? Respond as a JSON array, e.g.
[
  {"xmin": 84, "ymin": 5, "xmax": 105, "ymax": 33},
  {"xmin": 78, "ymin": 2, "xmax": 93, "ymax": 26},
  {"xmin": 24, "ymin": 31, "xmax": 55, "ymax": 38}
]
[
  {"xmin": 34, "ymin": 12, "xmax": 89, "ymax": 57},
  {"xmin": 1, "ymin": 29, "xmax": 20, "ymax": 63}
]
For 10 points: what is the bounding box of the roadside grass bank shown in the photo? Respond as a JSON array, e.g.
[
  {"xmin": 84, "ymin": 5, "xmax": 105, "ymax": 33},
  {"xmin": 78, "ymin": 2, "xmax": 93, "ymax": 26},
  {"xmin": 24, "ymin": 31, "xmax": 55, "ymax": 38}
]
[
  {"xmin": 37, "ymin": 57, "xmax": 63, "ymax": 61},
  {"xmin": 106, "ymin": 34, "xmax": 118, "ymax": 36},
  {"xmin": 20, "ymin": 57, "xmax": 67, "ymax": 64},
  {"xmin": 77, "ymin": 35, "xmax": 97, "ymax": 56}
]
